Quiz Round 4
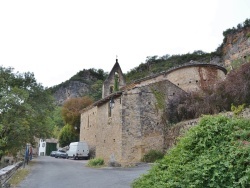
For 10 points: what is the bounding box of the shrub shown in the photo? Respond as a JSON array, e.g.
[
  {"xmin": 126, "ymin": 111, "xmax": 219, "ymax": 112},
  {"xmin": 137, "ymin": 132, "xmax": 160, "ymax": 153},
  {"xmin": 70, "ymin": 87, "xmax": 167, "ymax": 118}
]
[
  {"xmin": 141, "ymin": 150, "xmax": 164, "ymax": 163},
  {"xmin": 87, "ymin": 158, "xmax": 104, "ymax": 167},
  {"xmin": 231, "ymin": 103, "xmax": 245, "ymax": 116},
  {"xmin": 246, "ymin": 32, "xmax": 250, "ymax": 38},
  {"xmin": 132, "ymin": 115, "xmax": 250, "ymax": 187}
]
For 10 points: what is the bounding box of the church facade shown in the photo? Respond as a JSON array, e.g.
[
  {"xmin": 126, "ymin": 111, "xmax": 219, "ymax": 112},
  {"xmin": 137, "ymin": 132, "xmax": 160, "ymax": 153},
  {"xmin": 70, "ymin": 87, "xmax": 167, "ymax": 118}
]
[{"xmin": 80, "ymin": 59, "xmax": 226, "ymax": 166}]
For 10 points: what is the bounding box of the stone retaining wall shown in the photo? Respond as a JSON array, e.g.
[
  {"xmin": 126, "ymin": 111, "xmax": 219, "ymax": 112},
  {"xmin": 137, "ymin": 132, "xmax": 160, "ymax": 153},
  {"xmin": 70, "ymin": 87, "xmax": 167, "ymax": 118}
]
[
  {"xmin": 0, "ymin": 161, "xmax": 23, "ymax": 188},
  {"xmin": 166, "ymin": 108, "xmax": 250, "ymax": 150}
]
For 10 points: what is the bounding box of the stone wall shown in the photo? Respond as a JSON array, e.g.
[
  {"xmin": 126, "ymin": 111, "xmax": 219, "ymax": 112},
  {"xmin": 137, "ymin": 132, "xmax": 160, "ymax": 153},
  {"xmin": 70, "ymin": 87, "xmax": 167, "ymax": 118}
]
[
  {"xmin": 166, "ymin": 65, "xmax": 226, "ymax": 92},
  {"xmin": 120, "ymin": 88, "xmax": 144, "ymax": 166},
  {"xmin": 96, "ymin": 97, "xmax": 123, "ymax": 166},
  {"xmin": 165, "ymin": 108, "xmax": 250, "ymax": 150},
  {"xmin": 80, "ymin": 106, "xmax": 98, "ymax": 150},
  {"xmin": 0, "ymin": 161, "xmax": 23, "ymax": 187},
  {"xmin": 134, "ymin": 63, "xmax": 226, "ymax": 93}
]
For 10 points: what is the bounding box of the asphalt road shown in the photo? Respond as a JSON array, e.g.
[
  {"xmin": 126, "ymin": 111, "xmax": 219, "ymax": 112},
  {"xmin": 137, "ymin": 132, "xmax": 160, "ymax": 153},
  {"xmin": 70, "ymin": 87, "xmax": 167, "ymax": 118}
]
[{"xmin": 17, "ymin": 156, "xmax": 150, "ymax": 188}]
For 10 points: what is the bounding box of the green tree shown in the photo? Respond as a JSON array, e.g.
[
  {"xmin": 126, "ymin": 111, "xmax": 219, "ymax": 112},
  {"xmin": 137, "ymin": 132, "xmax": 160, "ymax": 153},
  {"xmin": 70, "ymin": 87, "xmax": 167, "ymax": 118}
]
[
  {"xmin": 0, "ymin": 66, "xmax": 55, "ymax": 157},
  {"xmin": 89, "ymin": 80, "xmax": 103, "ymax": 101},
  {"xmin": 58, "ymin": 124, "xmax": 79, "ymax": 147}
]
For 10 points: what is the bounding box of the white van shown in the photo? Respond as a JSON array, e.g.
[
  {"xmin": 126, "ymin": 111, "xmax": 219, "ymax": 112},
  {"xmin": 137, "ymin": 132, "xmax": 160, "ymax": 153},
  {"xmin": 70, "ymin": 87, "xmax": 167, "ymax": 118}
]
[{"xmin": 66, "ymin": 142, "xmax": 89, "ymax": 160}]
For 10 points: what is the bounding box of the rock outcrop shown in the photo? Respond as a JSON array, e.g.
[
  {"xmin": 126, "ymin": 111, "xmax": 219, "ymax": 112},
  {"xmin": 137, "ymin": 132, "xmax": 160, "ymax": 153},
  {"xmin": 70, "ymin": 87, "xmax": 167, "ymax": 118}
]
[{"xmin": 221, "ymin": 26, "xmax": 250, "ymax": 69}]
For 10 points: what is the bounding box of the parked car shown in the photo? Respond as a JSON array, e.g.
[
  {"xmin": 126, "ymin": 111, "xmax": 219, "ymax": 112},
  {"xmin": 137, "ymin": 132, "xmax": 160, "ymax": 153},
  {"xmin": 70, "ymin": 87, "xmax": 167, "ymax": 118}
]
[
  {"xmin": 50, "ymin": 151, "xmax": 57, "ymax": 157},
  {"xmin": 55, "ymin": 149, "xmax": 67, "ymax": 159}
]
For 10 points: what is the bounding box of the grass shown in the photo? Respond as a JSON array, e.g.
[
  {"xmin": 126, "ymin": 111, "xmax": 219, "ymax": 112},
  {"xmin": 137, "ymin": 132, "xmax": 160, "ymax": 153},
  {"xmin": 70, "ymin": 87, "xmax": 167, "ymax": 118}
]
[
  {"xmin": 8, "ymin": 168, "xmax": 30, "ymax": 187},
  {"xmin": 87, "ymin": 158, "xmax": 105, "ymax": 168},
  {"xmin": 8, "ymin": 160, "xmax": 35, "ymax": 187}
]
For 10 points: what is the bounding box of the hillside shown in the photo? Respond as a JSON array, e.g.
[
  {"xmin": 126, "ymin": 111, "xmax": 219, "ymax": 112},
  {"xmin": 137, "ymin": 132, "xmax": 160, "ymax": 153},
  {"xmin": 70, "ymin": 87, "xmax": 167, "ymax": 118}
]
[
  {"xmin": 49, "ymin": 69, "xmax": 107, "ymax": 105},
  {"xmin": 50, "ymin": 18, "xmax": 250, "ymax": 105}
]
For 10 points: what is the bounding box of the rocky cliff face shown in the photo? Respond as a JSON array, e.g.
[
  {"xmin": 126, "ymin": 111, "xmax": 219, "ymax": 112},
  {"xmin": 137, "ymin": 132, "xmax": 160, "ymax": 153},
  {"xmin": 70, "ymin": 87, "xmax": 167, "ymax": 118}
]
[
  {"xmin": 53, "ymin": 81, "xmax": 90, "ymax": 105},
  {"xmin": 222, "ymin": 26, "xmax": 250, "ymax": 69},
  {"xmin": 50, "ymin": 69, "xmax": 105, "ymax": 105}
]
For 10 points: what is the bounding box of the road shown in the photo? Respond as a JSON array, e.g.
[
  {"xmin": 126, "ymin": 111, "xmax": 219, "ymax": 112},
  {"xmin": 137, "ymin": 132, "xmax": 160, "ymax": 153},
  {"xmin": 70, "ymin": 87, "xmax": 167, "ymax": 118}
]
[{"xmin": 18, "ymin": 156, "xmax": 150, "ymax": 188}]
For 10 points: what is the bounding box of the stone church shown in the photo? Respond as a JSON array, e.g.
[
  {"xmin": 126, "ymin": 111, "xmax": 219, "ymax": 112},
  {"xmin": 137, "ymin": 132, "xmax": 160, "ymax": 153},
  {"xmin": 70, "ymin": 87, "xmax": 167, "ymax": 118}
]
[{"xmin": 80, "ymin": 58, "xmax": 227, "ymax": 166}]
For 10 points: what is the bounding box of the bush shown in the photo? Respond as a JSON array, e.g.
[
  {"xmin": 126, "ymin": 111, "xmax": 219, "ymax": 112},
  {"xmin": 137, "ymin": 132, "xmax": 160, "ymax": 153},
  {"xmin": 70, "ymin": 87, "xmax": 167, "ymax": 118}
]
[
  {"xmin": 87, "ymin": 158, "xmax": 104, "ymax": 167},
  {"xmin": 141, "ymin": 150, "xmax": 164, "ymax": 163},
  {"xmin": 132, "ymin": 115, "xmax": 250, "ymax": 187}
]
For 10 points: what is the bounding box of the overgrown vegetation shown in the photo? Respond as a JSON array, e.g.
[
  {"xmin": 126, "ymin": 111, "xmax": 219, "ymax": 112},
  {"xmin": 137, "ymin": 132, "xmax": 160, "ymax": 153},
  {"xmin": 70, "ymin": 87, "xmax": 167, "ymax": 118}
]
[
  {"xmin": 87, "ymin": 158, "xmax": 104, "ymax": 167},
  {"xmin": 132, "ymin": 115, "xmax": 250, "ymax": 187},
  {"xmin": 141, "ymin": 150, "xmax": 164, "ymax": 163}
]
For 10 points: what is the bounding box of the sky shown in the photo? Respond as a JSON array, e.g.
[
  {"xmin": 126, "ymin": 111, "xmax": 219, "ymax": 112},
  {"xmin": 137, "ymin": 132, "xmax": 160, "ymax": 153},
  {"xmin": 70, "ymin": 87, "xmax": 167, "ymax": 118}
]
[{"xmin": 0, "ymin": 0, "xmax": 250, "ymax": 88}]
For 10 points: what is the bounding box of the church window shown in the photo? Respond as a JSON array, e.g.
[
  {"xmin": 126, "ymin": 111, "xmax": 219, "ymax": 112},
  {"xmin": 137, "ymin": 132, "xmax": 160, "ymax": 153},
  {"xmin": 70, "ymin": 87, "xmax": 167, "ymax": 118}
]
[{"xmin": 114, "ymin": 72, "xmax": 119, "ymax": 91}]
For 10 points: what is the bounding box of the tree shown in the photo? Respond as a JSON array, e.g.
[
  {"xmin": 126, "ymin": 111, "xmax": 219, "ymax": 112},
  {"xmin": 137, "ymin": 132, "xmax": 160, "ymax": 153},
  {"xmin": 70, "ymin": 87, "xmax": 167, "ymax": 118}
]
[
  {"xmin": 61, "ymin": 96, "xmax": 93, "ymax": 130},
  {"xmin": 58, "ymin": 124, "xmax": 78, "ymax": 147},
  {"xmin": 90, "ymin": 80, "xmax": 103, "ymax": 101},
  {"xmin": 0, "ymin": 66, "xmax": 55, "ymax": 157}
]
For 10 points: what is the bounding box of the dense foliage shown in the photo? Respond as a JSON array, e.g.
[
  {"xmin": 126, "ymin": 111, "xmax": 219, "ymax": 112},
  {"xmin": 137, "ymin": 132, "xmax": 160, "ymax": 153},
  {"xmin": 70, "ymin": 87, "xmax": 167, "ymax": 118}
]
[
  {"xmin": 167, "ymin": 62, "xmax": 250, "ymax": 123},
  {"xmin": 132, "ymin": 115, "xmax": 250, "ymax": 187},
  {"xmin": 0, "ymin": 66, "xmax": 55, "ymax": 157},
  {"xmin": 141, "ymin": 150, "xmax": 164, "ymax": 163},
  {"xmin": 61, "ymin": 96, "xmax": 93, "ymax": 131},
  {"xmin": 58, "ymin": 124, "xmax": 79, "ymax": 147}
]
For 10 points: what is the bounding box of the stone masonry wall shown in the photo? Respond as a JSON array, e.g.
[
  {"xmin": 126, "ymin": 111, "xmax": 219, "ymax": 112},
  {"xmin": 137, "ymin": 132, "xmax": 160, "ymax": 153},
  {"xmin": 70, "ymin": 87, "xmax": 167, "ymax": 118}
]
[
  {"xmin": 121, "ymin": 88, "xmax": 143, "ymax": 166},
  {"xmin": 120, "ymin": 80, "xmax": 185, "ymax": 166},
  {"xmin": 166, "ymin": 66, "xmax": 226, "ymax": 92},
  {"xmin": 166, "ymin": 108, "xmax": 250, "ymax": 150},
  {"xmin": 80, "ymin": 106, "xmax": 98, "ymax": 151},
  {"xmin": 134, "ymin": 64, "xmax": 226, "ymax": 93},
  {"xmin": 96, "ymin": 97, "xmax": 123, "ymax": 166}
]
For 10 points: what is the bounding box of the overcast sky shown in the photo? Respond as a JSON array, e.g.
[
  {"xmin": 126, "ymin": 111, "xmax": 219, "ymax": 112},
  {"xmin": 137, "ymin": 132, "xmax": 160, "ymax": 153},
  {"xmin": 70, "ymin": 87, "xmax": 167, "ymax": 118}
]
[{"xmin": 0, "ymin": 0, "xmax": 249, "ymax": 87}]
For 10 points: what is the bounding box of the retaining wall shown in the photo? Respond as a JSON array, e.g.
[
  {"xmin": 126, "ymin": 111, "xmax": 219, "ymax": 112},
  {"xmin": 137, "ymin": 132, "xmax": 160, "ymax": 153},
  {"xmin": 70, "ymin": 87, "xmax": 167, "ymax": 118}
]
[{"xmin": 0, "ymin": 161, "xmax": 23, "ymax": 188}]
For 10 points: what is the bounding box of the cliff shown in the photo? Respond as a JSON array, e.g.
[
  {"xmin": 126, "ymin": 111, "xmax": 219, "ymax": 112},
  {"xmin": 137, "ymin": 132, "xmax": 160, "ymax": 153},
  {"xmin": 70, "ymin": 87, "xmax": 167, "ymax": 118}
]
[
  {"xmin": 221, "ymin": 26, "xmax": 250, "ymax": 69},
  {"xmin": 50, "ymin": 69, "xmax": 106, "ymax": 105}
]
